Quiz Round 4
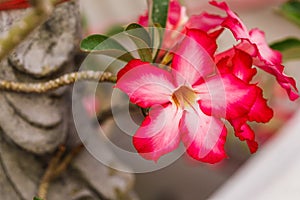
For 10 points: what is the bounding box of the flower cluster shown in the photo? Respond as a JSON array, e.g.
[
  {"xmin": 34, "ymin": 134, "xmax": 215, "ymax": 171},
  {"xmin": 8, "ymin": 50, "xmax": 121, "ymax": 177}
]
[{"xmin": 116, "ymin": 1, "xmax": 298, "ymax": 163}]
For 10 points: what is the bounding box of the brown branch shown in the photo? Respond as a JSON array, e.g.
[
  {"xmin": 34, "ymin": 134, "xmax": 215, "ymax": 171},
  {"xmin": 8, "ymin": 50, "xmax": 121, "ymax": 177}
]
[
  {"xmin": 38, "ymin": 145, "xmax": 66, "ymax": 200},
  {"xmin": 52, "ymin": 144, "xmax": 84, "ymax": 178},
  {"xmin": 37, "ymin": 144, "xmax": 84, "ymax": 200},
  {"xmin": 0, "ymin": 71, "xmax": 117, "ymax": 93}
]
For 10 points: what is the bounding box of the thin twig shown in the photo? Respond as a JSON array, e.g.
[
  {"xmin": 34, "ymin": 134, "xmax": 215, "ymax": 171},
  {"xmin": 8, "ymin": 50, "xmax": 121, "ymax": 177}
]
[
  {"xmin": 0, "ymin": 0, "xmax": 60, "ymax": 61},
  {"xmin": 52, "ymin": 144, "xmax": 84, "ymax": 178},
  {"xmin": 0, "ymin": 71, "xmax": 117, "ymax": 93},
  {"xmin": 38, "ymin": 145, "xmax": 66, "ymax": 200},
  {"xmin": 37, "ymin": 144, "xmax": 84, "ymax": 200}
]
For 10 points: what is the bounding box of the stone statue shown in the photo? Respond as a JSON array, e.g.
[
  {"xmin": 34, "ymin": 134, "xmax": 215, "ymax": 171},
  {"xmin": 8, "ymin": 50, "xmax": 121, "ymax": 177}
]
[{"xmin": 0, "ymin": 1, "xmax": 135, "ymax": 199}]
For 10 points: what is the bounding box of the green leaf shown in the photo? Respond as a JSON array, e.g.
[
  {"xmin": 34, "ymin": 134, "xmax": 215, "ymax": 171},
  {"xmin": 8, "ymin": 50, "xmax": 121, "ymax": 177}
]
[
  {"xmin": 270, "ymin": 37, "xmax": 300, "ymax": 61},
  {"xmin": 149, "ymin": 24, "xmax": 164, "ymax": 60},
  {"xmin": 127, "ymin": 35, "xmax": 153, "ymax": 62},
  {"xmin": 81, "ymin": 34, "xmax": 126, "ymax": 51},
  {"xmin": 80, "ymin": 34, "xmax": 134, "ymax": 62},
  {"xmin": 106, "ymin": 25, "xmax": 124, "ymax": 36},
  {"xmin": 151, "ymin": 0, "xmax": 170, "ymax": 28},
  {"xmin": 33, "ymin": 197, "xmax": 43, "ymax": 200},
  {"xmin": 125, "ymin": 23, "xmax": 153, "ymax": 62},
  {"xmin": 126, "ymin": 23, "xmax": 152, "ymax": 47},
  {"xmin": 279, "ymin": 0, "xmax": 300, "ymax": 27}
]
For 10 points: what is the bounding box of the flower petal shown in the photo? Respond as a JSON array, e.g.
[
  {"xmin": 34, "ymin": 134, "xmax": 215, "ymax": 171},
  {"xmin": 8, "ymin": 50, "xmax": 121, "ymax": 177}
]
[
  {"xmin": 195, "ymin": 73, "xmax": 257, "ymax": 119},
  {"xmin": 171, "ymin": 28, "xmax": 216, "ymax": 86},
  {"xmin": 180, "ymin": 105, "xmax": 227, "ymax": 164},
  {"xmin": 248, "ymin": 87, "xmax": 273, "ymax": 123},
  {"xmin": 210, "ymin": 0, "xmax": 249, "ymax": 39},
  {"xmin": 138, "ymin": 11, "xmax": 148, "ymax": 27},
  {"xmin": 186, "ymin": 12, "xmax": 224, "ymax": 32},
  {"xmin": 116, "ymin": 59, "xmax": 176, "ymax": 108},
  {"xmin": 247, "ymin": 140, "xmax": 258, "ymax": 154},
  {"xmin": 237, "ymin": 31, "xmax": 299, "ymax": 101},
  {"xmin": 249, "ymin": 29, "xmax": 282, "ymax": 65},
  {"xmin": 168, "ymin": 0, "xmax": 182, "ymax": 26},
  {"xmin": 133, "ymin": 104, "xmax": 182, "ymax": 161},
  {"xmin": 230, "ymin": 118, "xmax": 258, "ymax": 153},
  {"xmin": 211, "ymin": 0, "xmax": 299, "ymax": 100},
  {"xmin": 217, "ymin": 49, "xmax": 257, "ymax": 83}
]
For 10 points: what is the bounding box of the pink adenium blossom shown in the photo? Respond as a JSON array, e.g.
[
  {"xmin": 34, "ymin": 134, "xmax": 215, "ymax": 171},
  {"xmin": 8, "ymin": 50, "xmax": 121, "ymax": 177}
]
[
  {"xmin": 115, "ymin": 1, "xmax": 298, "ymax": 164},
  {"xmin": 116, "ymin": 28, "xmax": 274, "ymax": 163},
  {"xmin": 188, "ymin": 1, "xmax": 298, "ymax": 100},
  {"xmin": 138, "ymin": 0, "xmax": 188, "ymax": 51}
]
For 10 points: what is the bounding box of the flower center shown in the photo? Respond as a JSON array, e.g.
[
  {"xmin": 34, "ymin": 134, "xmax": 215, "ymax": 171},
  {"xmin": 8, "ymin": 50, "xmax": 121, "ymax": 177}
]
[{"xmin": 172, "ymin": 86, "xmax": 198, "ymax": 109}]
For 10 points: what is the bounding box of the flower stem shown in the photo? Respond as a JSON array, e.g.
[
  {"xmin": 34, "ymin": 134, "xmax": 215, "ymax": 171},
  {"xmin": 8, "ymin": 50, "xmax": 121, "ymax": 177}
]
[{"xmin": 0, "ymin": 71, "xmax": 117, "ymax": 93}]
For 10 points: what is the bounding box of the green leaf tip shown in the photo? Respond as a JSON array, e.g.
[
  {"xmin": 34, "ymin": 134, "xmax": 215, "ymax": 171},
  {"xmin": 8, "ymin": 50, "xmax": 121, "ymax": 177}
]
[
  {"xmin": 151, "ymin": 0, "xmax": 170, "ymax": 28},
  {"xmin": 271, "ymin": 37, "xmax": 300, "ymax": 61},
  {"xmin": 80, "ymin": 34, "xmax": 134, "ymax": 62},
  {"xmin": 279, "ymin": 0, "xmax": 300, "ymax": 26}
]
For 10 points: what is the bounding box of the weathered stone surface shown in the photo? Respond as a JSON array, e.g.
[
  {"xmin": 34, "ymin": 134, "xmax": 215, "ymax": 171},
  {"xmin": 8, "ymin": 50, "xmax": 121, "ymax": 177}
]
[
  {"xmin": 5, "ymin": 93, "xmax": 63, "ymax": 128},
  {"xmin": 0, "ymin": 0, "xmax": 80, "ymax": 155},
  {"xmin": 0, "ymin": 159, "xmax": 22, "ymax": 200},
  {"xmin": 0, "ymin": 134, "xmax": 42, "ymax": 200},
  {"xmin": 47, "ymin": 171, "xmax": 102, "ymax": 200},
  {"xmin": 0, "ymin": 9, "xmax": 26, "ymax": 34},
  {"xmin": 0, "ymin": 1, "xmax": 137, "ymax": 199},
  {"xmin": 0, "ymin": 134, "xmax": 102, "ymax": 200},
  {"xmin": 0, "ymin": 93, "xmax": 67, "ymax": 154},
  {"xmin": 7, "ymin": 2, "xmax": 80, "ymax": 78},
  {"xmin": 73, "ymin": 149, "xmax": 135, "ymax": 200}
]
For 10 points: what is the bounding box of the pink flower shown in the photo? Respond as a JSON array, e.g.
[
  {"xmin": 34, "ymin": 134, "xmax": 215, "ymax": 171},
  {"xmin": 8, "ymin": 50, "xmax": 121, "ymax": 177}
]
[
  {"xmin": 138, "ymin": 0, "xmax": 187, "ymax": 30},
  {"xmin": 187, "ymin": 1, "xmax": 299, "ymax": 101},
  {"xmin": 116, "ymin": 29, "xmax": 267, "ymax": 163},
  {"xmin": 138, "ymin": 0, "xmax": 188, "ymax": 51},
  {"xmin": 216, "ymin": 49, "xmax": 273, "ymax": 152}
]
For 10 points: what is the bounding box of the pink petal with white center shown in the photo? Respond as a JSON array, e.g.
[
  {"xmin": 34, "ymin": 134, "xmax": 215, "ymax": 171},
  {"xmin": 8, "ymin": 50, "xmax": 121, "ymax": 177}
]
[
  {"xmin": 248, "ymin": 87, "xmax": 273, "ymax": 123},
  {"xmin": 171, "ymin": 28, "xmax": 216, "ymax": 86},
  {"xmin": 133, "ymin": 104, "xmax": 182, "ymax": 161},
  {"xmin": 116, "ymin": 59, "xmax": 175, "ymax": 108},
  {"xmin": 195, "ymin": 73, "xmax": 257, "ymax": 119},
  {"xmin": 186, "ymin": 12, "xmax": 224, "ymax": 32},
  {"xmin": 180, "ymin": 105, "xmax": 227, "ymax": 164}
]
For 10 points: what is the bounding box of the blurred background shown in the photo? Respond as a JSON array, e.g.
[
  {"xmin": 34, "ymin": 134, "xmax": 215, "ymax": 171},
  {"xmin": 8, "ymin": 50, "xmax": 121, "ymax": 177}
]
[{"xmin": 78, "ymin": 0, "xmax": 300, "ymax": 199}]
